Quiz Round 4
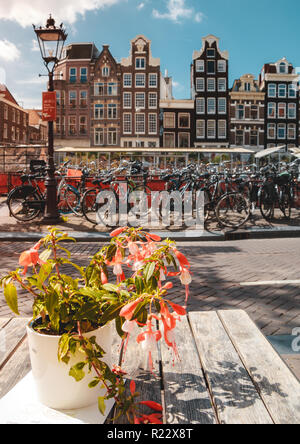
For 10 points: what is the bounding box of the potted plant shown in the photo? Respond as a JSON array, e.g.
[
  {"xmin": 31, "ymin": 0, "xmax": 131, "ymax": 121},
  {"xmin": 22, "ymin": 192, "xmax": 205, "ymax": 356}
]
[{"xmin": 0, "ymin": 226, "xmax": 192, "ymax": 424}]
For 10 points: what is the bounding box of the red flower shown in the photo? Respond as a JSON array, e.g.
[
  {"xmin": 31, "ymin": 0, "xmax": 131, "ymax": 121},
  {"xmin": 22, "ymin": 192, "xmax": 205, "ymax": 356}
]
[
  {"xmin": 120, "ymin": 296, "xmax": 144, "ymax": 321},
  {"xmin": 110, "ymin": 227, "xmax": 127, "ymax": 237},
  {"xmin": 168, "ymin": 301, "xmax": 186, "ymax": 316},
  {"xmin": 130, "ymin": 380, "xmax": 136, "ymax": 395},
  {"xmin": 173, "ymin": 249, "xmax": 190, "ymax": 268},
  {"xmin": 139, "ymin": 401, "xmax": 163, "ymax": 412},
  {"xmin": 19, "ymin": 241, "xmax": 44, "ymax": 275}
]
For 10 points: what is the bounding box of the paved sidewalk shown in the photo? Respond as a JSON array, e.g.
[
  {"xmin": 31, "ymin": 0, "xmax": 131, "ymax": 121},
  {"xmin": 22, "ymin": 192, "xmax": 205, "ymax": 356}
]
[{"xmin": 0, "ymin": 237, "xmax": 299, "ymax": 378}]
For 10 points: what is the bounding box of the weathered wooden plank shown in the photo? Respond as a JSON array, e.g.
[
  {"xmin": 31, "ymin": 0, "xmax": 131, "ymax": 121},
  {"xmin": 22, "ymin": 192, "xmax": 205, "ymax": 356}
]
[
  {"xmin": 160, "ymin": 315, "xmax": 217, "ymax": 424},
  {"xmin": 0, "ymin": 336, "xmax": 31, "ymax": 399},
  {"xmin": 189, "ymin": 311, "xmax": 273, "ymax": 425},
  {"xmin": 0, "ymin": 318, "xmax": 10, "ymax": 330},
  {"xmin": 219, "ymin": 310, "xmax": 300, "ymax": 425},
  {"xmin": 0, "ymin": 318, "xmax": 29, "ymax": 369}
]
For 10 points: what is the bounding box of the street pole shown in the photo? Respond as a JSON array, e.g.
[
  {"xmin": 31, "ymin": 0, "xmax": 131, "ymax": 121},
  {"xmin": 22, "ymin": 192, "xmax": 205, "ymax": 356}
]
[{"xmin": 43, "ymin": 71, "xmax": 60, "ymax": 223}]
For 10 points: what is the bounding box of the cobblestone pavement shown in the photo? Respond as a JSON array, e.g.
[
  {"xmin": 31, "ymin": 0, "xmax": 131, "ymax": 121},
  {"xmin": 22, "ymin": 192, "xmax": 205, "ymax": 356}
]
[{"xmin": 0, "ymin": 237, "xmax": 299, "ymax": 338}]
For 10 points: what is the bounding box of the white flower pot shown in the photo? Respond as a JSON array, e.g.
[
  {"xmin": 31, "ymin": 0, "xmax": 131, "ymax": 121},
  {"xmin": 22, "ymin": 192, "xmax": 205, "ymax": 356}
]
[{"xmin": 26, "ymin": 321, "xmax": 112, "ymax": 410}]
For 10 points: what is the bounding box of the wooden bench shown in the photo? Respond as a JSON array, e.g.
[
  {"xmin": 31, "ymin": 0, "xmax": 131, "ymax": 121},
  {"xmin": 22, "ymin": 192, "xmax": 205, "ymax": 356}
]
[{"xmin": 1, "ymin": 310, "xmax": 300, "ymax": 424}]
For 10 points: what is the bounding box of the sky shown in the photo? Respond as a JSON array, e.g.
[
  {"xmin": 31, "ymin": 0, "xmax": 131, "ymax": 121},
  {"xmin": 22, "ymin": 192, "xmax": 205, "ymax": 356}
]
[{"xmin": 0, "ymin": 0, "xmax": 300, "ymax": 109}]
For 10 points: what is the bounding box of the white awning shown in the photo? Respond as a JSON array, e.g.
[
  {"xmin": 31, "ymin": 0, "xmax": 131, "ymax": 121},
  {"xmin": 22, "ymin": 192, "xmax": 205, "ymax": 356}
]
[
  {"xmin": 55, "ymin": 146, "xmax": 254, "ymax": 154},
  {"xmin": 255, "ymin": 145, "xmax": 286, "ymax": 159}
]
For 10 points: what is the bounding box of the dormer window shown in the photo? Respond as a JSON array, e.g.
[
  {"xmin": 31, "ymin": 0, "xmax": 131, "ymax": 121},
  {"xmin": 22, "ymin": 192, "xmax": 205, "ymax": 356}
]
[
  {"xmin": 279, "ymin": 62, "xmax": 287, "ymax": 74},
  {"xmin": 207, "ymin": 48, "xmax": 215, "ymax": 58},
  {"xmin": 136, "ymin": 57, "xmax": 146, "ymax": 69}
]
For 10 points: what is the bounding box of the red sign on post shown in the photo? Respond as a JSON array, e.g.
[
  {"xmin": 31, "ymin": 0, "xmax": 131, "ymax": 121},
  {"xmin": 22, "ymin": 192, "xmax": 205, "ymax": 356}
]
[{"xmin": 42, "ymin": 91, "xmax": 57, "ymax": 121}]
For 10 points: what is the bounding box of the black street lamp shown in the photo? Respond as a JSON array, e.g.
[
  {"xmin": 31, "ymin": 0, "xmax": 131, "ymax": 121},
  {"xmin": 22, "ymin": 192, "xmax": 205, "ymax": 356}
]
[{"xmin": 33, "ymin": 15, "xmax": 67, "ymax": 222}]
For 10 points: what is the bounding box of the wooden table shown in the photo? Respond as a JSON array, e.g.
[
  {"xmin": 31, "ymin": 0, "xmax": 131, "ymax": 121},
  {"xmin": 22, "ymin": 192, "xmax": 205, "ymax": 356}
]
[{"xmin": 1, "ymin": 310, "xmax": 300, "ymax": 425}]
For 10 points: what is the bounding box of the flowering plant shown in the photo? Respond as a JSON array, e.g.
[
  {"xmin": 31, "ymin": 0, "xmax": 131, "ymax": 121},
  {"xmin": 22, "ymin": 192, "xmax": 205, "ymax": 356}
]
[{"xmin": 0, "ymin": 226, "xmax": 192, "ymax": 424}]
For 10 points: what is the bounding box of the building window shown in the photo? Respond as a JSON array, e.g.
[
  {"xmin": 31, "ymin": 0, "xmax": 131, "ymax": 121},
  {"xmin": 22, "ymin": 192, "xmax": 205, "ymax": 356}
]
[
  {"xmin": 207, "ymin": 98, "xmax": 216, "ymax": 114},
  {"xmin": 207, "ymin": 120, "xmax": 216, "ymax": 138},
  {"xmin": 135, "ymin": 113, "xmax": 145, "ymax": 134},
  {"xmin": 149, "ymin": 92, "xmax": 157, "ymax": 109},
  {"xmin": 236, "ymin": 130, "xmax": 244, "ymax": 145},
  {"xmin": 56, "ymin": 91, "xmax": 61, "ymax": 106},
  {"xmin": 108, "ymin": 83, "xmax": 118, "ymax": 96},
  {"xmin": 3, "ymin": 123, "xmax": 8, "ymax": 139},
  {"xmin": 277, "ymin": 123, "xmax": 286, "ymax": 139},
  {"xmin": 79, "ymin": 91, "xmax": 87, "ymax": 108},
  {"xmin": 268, "ymin": 84, "xmax": 276, "ymax": 98},
  {"xmin": 178, "ymin": 113, "xmax": 190, "ymax": 128},
  {"xmin": 196, "ymin": 98, "xmax": 205, "ymax": 114},
  {"xmin": 288, "ymin": 84, "xmax": 297, "ymax": 98},
  {"xmin": 69, "ymin": 116, "xmax": 76, "ymax": 135},
  {"xmin": 69, "ymin": 91, "xmax": 76, "ymax": 107},
  {"xmin": 123, "ymin": 73, "xmax": 132, "ymax": 87},
  {"xmin": 288, "ymin": 123, "xmax": 296, "ymax": 139},
  {"xmin": 250, "ymin": 105, "xmax": 258, "ymax": 120},
  {"xmin": 149, "ymin": 73, "xmax": 158, "ymax": 88},
  {"xmin": 218, "ymin": 120, "xmax": 226, "ymax": 139},
  {"xmin": 55, "ymin": 116, "xmax": 61, "ymax": 134},
  {"xmin": 108, "ymin": 104, "xmax": 117, "ymax": 119},
  {"xmin": 218, "ymin": 98, "xmax": 226, "ymax": 114},
  {"xmin": 164, "ymin": 113, "xmax": 175, "ymax": 128},
  {"xmin": 207, "ymin": 49, "xmax": 215, "ymax": 58},
  {"xmin": 178, "ymin": 133, "xmax": 190, "ymax": 148},
  {"xmin": 268, "ymin": 102, "xmax": 276, "ymax": 118},
  {"xmin": 135, "ymin": 92, "xmax": 145, "ymax": 109},
  {"xmin": 207, "ymin": 78, "xmax": 215, "ymax": 92},
  {"xmin": 4, "ymin": 105, "xmax": 8, "ymax": 120},
  {"xmin": 80, "ymin": 67, "xmax": 87, "ymax": 83},
  {"xmin": 94, "ymin": 104, "xmax": 104, "ymax": 119},
  {"xmin": 136, "ymin": 73, "xmax": 146, "ymax": 87},
  {"xmin": 278, "ymin": 84, "xmax": 287, "ymax": 98},
  {"xmin": 250, "ymin": 130, "xmax": 258, "ymax": 146},
  {"xmin": 278, "ymin": 103, "xmax": 286, "ymax": 119},
  {"xmin": 108, "ymin": 128, "xmax": 117, "ymax": 145},
  {"xmin": 149, "ymin": 114, "xmax": 157, "ymax": 134},
  {"xmin": 69, "ymin": 68, "xmax": 76, "ymax": 83},
  {"xmin": 79, "ymin": 116, "xmax": 87, "ymax": 135},
  {"xmin": 218, "ymin": 60, "xmax": 226, "ymax": 72},
  {"xmin": 196, "ymin": 77, "xmax": 205, "ymax": 92},
  {"xmin": 236, "ymin": 104, "xmax": 244, "ymax": 120},
  {"xmin": 12, "ymin": 109, "xmax": 15, "ymax": 122},
  {"xmin": 244, "ymin": 83, "xmax": 251, "ymax": 92},
  {"xmin": 196, "ymin": 120, "xmax": 205, "ymax": 138},
  {"xmin": 267, "ymin": 123, "xmax": 276, "ymax": 139},
  {"xmin": 288, "ymin": 103, "xmax": 296, "ymax": 119},
  {"xmin": 218, "ymin": 78, "xmax": 226, "ymax": 92},
  {"xmin": 136, "ymin": 57, "xmax": 145, "ymax": 69},
  {"xmin": 123, "ymin": 113, "xmax": 132, "ymax": 134},
  {"xmin": 164, "ymin": 133, "xmax": 175, "ymax": 148},
  {"xmin": 279, "ymin": 62, "xmax": 287, "ymax": 74},
  {"xmin": 102, "ymin": 66, "xmax": 110, "ymax": 77},
  {"xmin": 123, "ymin": 92, "xmax": 132, "ymax": 108},
  {"xmin": 94, "ymin": 82, "xmax": 104, "ymax": 96},
  {"xmin": 196, "ymin": 60, "xmax": 204, "ymax": 72},
  {"xmin": 207, "ymin": 61, "xmax": 215, "ymax": 74},
  {"xmin": 95, "ymin": 128, "xmax": 104, "ymax": 146}
]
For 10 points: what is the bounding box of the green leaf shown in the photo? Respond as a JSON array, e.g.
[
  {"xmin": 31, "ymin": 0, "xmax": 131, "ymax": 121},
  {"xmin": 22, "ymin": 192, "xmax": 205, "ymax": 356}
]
[
  {"xmin": 46, "ymin": 290, "xmax": 60, "ymax": 332},
  {"xmin": 135, "ymin": 276, "xmax": 144, "ymax": 295},
  {"xmin": 39, "ymin": 249, "xmax": 52, "ymax": 263},
  {"xmin": 88, "ymin": 378, "xmax": 100, "ymax": 388},
  {"xmin": 58, "ymin": 334, "xmax": 71, "ymax": 362},
  {"xmin": 4, "ymin": 283, "xmax": 19, "ymax": 315},
  {"xmin": 102, "ymin": 283, "xmax": 119, "ymax": 293},
  {"xmin": 74, "ymin": 302, "xmax": 99, "ymax": 322},
  {"xmin": 98, "ymin": 397, "xmax": 106, "ymax": 415},
  {"xmin": 69, "ymin": 363, "xmax": 86, "ymax": 382},
  {"xmin": 144, "ymin": 262, "xmax": 156, "ymax": 282},
  {"xmin": 37, "ymin": 262, "xmax": 52, "ymax": 287},
  {"xmin": 100, "ymin": 303, "xmax": 124, "ymax": 325}
]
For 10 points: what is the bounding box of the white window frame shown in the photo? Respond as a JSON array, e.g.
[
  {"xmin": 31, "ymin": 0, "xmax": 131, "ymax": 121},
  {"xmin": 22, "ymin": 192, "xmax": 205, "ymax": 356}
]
[
  {"xmin": 135, "ymin": 57, "xmax": 146, "ymax": 70},
  {"xmin": 196, "ymin": 77, "xmax": 205, "ymax": 92},
  {"xmin": 149, "ymin": 73, "xmax": 158, "ymax": 88},
  {"xmin": 135, "ymin": 73, "xmax": 146, "ymax": 88},
  {"xmin": 108, "ymin": 128, "xmax": 117, "ymax": 145},
  {"xmin": 196, "ymin": 120, "xmax": 205, "ymax": 139},
  {"xmin": 164, "ymin": 112, "xmax": 175, "ymax": 128},
  {"xmin": 277, "ymin": 123, "xmax": 286, "ymax": 140},
  {"xmin": 288, "ymin": 103, "xmax": 296, "ymax": 119},
  {"xmin": 267, "ymin": 123, "xmax": 276, "ymax": 139},
  {"xmin": 278, "ymin": 84, "xmax": 287, "ymax": 98},
  {"xmin": 288, "ymin": 84, "xmax": 297, "ymax": 98},
  {"xmin": 135, "ymin": 92, "xmax": 145, "ymax": 109},
  {"xmin": 149, "ymin": 92, "xmax": 157, "ymax": 109},
  {"xmin": 207, "ymin": 98, "xmax": 216, "ymax": 114},
  {"xmin": 178, "ymin": 132, "xmax": 190, "ymax": 148},
  {"xmin": 207, "ymin": 120, "xmax": 216, "ymax": 139},
  {"xmin": 148, "ymin": 113, "xmax": 157, "ymax": 135},
  {"xmin": 123, "ymin": 73, "xmax": 132, "ymax": 88},
  {"xmin": 218, "ymin": 60, "xmax": 226, "ymax": 72},
  {"xmin": 94, "ymin": 128, "xmax": 104, "ymax": 146},
  {"xmin": 288, "ymin": 123, "xmax": 296, "ymax": 139},
  {"xmin": 196, "ymin": 60, "xmax": 204, "ymax": 72},
  {"xmin": 268, "ymin": 83, "xmax": 276, "ymax": 98},
  {"xmin": 218, "ymin": 78, "xmax": 227, "ymax": 92},
  {"xmin": 108, "ymin": 104, "xmax": 117, "ymax": 119},
  {"xmin": 123, "ymin": 92, "xmax": 132, "ymax": 109},
  {"xmin": 268, "ymin": 102, "xmax": 276, "ymax": 119},
  {"xmin": 207, "ymin": 78, "xmax": 216, "ymax": 92},
  {"xmin": 135, "ymin": 113, "xmax": 145, "ymax": 134},
  {"xmin": 218, "ymin": 120, "xmax": 227, "ymax": 139},
  {"xmin": 196, "ymin": 98, "xmax": 205, "ymax": 114},
  {"xmin": 278, "ymin": 102, "xmax": 286, "ymax": 119},
  {"xmin": 94, "ymin": 104, "xmax": 104, "ymax": 120},
  {"xmin": 218, "ymin": 98, "xmax": 227, "ymax": 114},
  {"xmin": 123, "ymin": 113, "xmax": 132, "ymax": 134}
]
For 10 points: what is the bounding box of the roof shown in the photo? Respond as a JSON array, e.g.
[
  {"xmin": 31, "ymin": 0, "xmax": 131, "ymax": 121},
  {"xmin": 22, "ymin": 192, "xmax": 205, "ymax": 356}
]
[
  {"xmin": 255, "ymin": 145, "xmax": 286, "ymax": 159},
  {"xmin": 0, "ymin": 84, "xmax": 19, "ymax": 106},
  {"xmin": 63, "ymin": 43, "xmax": 99, "ymax": 60},
  {"xmin": 55, "ymin": 147, "xmax": 254, "ymax": 154}
]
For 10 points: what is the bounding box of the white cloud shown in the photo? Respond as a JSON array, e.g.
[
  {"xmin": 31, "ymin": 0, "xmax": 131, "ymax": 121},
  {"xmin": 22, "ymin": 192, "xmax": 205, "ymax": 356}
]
[
  {"xmin": 16, "ymin": 77, "xmax": 48, "ymax": 85},
  {"xmin": 31, "ymin": 39, "xmax": 40, "ymax": 52},
  {"xmin": 153, "ymin": 0, "xmax": 203, "ymax": 24},
  {"xmin": 0, "ymin": 0, "xmax": 123, "ymax": 28},
  {"xmin": 137, "ymin": 2, "xmax": 145, "ymax": 10},
  {"xmin": 0, "ymin": 39, "xmax": 20, "ymax": 62}
]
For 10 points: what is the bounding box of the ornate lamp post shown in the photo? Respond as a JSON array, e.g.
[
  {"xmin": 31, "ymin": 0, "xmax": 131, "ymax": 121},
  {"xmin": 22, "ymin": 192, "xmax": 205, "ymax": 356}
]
[{"xmin": 33, "ymin": 15, "xmax": 67, "ymax": 222}]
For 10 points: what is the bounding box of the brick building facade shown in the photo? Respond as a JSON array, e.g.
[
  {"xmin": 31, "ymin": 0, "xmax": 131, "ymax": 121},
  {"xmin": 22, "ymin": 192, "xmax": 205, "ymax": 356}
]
[{"xmin": 0, "ymin": 85, "xmax": 28, "ymax": 145}]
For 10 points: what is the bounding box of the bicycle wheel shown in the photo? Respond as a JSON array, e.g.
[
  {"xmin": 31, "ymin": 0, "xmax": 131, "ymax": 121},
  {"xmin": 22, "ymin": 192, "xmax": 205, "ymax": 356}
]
[
  {"xmin": 7, "ymin": 186, "xmax": 43, "ymax": 221},
  {"xmin": 259, "ymin": 188, "xmax": 275, "ymax": 221},
  {"xmin": 279, "ymin": 189, "xmax": 292, "ymax": 219},
  {"xmin": 215, "ymin": 193, "xmax": 251, "ymax": 228},
  {"xmin": 58, "ymin": 186, "xmax": 81, "ymax": 216},
  {"xmin": 82, "ymin": 188, "xmax": 118, "ymax": 226}
]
